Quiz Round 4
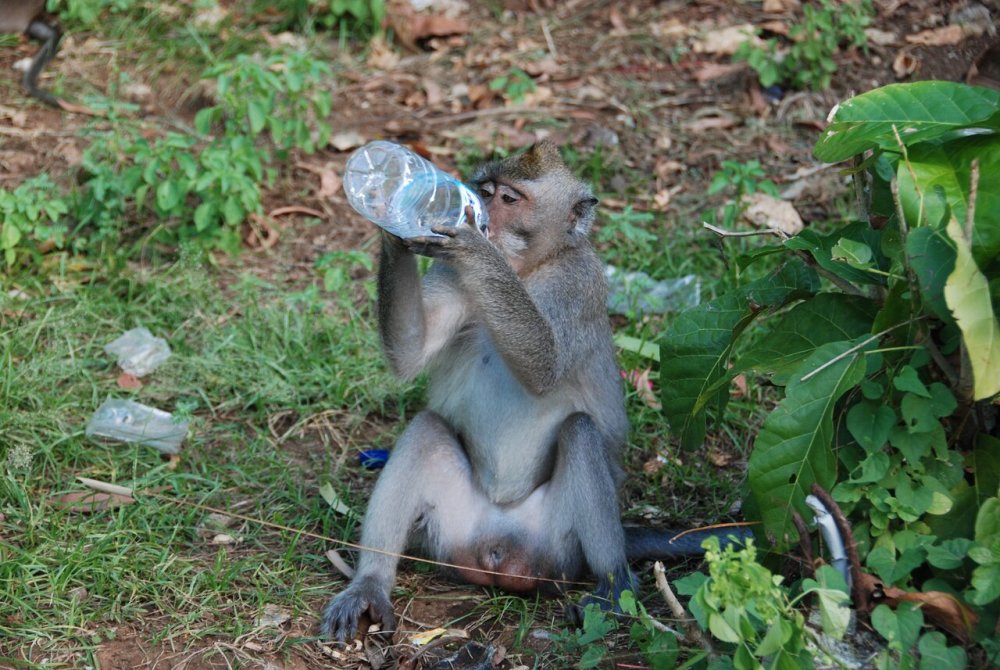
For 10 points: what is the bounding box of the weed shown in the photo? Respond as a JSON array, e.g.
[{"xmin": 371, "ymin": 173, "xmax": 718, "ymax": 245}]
[
  {"xmin": 488, "ymin": 67, "xmax": 537, "ymax": 104},
  {"xmin": 735, "ymin": 0, "xmax": 873, "ymax": 91},
  {"xmin": 199, "ymin": 50, "xmax": 333, "ymax": 154},
  {"xmin": 0, "ymin": 175, "xmax": 69, "ymax": 267}
]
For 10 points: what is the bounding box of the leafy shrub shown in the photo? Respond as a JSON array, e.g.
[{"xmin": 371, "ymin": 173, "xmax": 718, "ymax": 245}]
[
  {"xmin": 735, "ymin": 0, "xmax": 873, "ymax": 91},
  {"xmin": 74, "ymin": 128, "xmax": 266, "ymax": 253},
  {"xmin": 488, "ymin": 67, "xmax": 537, "ymax": 104},
  {"xmin": 0, "ymin": 175, "xmax": 69, "ymax": 266},
  {"xmin": 678, "ymin": 538, "xmax": 850, "ymax": 669},
  {"xmin": 49, "ymin": 0, "xmax": 136, "ymax": 26},
  {"xmin": 659, "ymin": 81, "xmax": 1000, "ymax": 662},
  {"xmin": 199, "ymin": 50, "xmax": 333, "ymax": 154}
]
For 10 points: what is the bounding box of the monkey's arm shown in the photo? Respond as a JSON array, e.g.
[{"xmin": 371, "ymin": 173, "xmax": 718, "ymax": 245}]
[
  {"xmin": 413, "ymin": 222, "xmax": 571, "ymax": 395},
  {"xmin": 377, "ymin": 235, "xmax": 467, "ymax": 380}
]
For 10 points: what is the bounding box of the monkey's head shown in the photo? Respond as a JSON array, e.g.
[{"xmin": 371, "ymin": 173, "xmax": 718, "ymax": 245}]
[{"xmin": 470, "ymin": 141, "xmax": 598, "ymax": 275}]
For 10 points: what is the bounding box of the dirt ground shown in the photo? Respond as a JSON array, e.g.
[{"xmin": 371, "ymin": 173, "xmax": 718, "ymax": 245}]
[{"xmin": 2, "ymin": 0, "xmax": 998, "ymax": 668}]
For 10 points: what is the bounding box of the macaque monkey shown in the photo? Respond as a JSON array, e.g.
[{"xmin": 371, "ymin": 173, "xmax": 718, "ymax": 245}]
[
  {"xmin": 322, "ymin": 142, "xmax": 744, "ymax": 641},
  {"xmin": 2, "ymin": 0, "xmax": 61, "ymax": 106}
]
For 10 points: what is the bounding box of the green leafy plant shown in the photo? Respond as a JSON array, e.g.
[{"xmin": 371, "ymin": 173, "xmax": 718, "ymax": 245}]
[
  {"xmin": 74, "ymin": 128, "xmax": 266, "ymax": 253},
  {"xmin": 659, "ymin": 81, "xmax": 1000, "ymax": 662},
  {"xmin": 706, "ymin": 159, "xmax": 780, "ymax": 229},
  {"xmin": 309, "ymin": 0, "xmax": 385, "ymax": 36},
  {"xmin": 488, "ymin": 67, "xmax": 537, "ymax": 104},
  {"xmin": 735, "ymin": 0, "xmax": 873, "ymax": 91},
  {"xmin": 552, "ymin": 593, "xmax": 678, "ymax": 669},
  {"xmin": 49, "ymin": 0, "xmax": 136, "ymax": 26},
  {"xmin": 0, "ymin": 175, "xmax": 69, "ymax": 266},
  {"xmin": 871, "ymin": 602, "xmax": 968, "ymax": 669},
  {"xmin": 199, "ymin": 50, "xmax": 333, "ymax": 153},
  {"xmin": 678, "ymin": 538, "xmax": 850, "ymax": 670}
]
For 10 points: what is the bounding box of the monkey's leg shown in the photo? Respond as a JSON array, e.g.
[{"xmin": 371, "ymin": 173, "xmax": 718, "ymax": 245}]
[
  {"xmin": 23, "ymin": 19, "xmax": 61, "ymax": 107},
  {"xmin": 550, "ymin": 413, "xmax": 636, "ymax": 612},
  {"xmin": 321, "ymin": 411, "xmax": 483, "ymax": 642}
]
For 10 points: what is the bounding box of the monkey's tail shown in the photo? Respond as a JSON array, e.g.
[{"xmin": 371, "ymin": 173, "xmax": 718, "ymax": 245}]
[{"xmin": 624, "ymin": 525, "xmax": 753, "ymax": 560}]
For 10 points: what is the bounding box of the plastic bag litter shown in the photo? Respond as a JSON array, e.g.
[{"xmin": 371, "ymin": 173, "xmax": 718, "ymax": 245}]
[
  {"xmin": 605, "ymin": 266, "xmax": 701, "ymax": 316},
  {"xmin": 104, "ymin": 327, "xmax": 171, "ymax": 377},
  {"xmin": 86, "ymin": 399, "xmax": 188, "ymax": 454}
]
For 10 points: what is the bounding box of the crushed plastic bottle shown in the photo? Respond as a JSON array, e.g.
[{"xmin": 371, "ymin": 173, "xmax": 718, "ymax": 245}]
[
  {"xmin": 343, "ymin": 140, "xmax": 488, "ymax": 239},
  {"xmin": 86, "ymin": 399, "xmax": 189, "ymax": 454},
  {"xmin": 104, "ymin": 327, "xmax": 171, "ymax": 377},
  {"xmin": 605, "ymin": 266, "xmax": 701, "ymax": 316}
]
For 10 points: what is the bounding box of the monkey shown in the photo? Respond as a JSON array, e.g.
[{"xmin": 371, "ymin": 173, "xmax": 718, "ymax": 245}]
[
  {"xmin": 321, "ymin": 141, "xmax": 749, "ymax": 642},
  {"xmin": 1, "ymin": 0, "xmax": 62, "ymax": 106}
]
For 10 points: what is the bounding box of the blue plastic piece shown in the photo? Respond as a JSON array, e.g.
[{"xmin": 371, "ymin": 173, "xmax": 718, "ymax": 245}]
[{"xmin": 358, "ymin": 449, "xmax": 390, "ymax": 470}]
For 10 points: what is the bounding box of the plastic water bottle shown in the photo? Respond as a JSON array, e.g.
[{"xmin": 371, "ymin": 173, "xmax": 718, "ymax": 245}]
[{"xmin": 343, "ymin": 141, "xmax": 488, "ymax": 239}]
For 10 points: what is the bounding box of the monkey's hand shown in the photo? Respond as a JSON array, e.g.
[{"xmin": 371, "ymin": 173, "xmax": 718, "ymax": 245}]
[
  {"xmin": 320, "ymin": 577, "xmax": 396, "ymax": 643},
  {"xmin": 405, "ymin": 206, "xmax": 494, "ymax": 265}
]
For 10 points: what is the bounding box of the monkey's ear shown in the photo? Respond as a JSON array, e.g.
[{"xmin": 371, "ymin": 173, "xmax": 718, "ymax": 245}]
[{"xmin": 571, "ymin": 196, "xmax": 599, "ymax": 235}]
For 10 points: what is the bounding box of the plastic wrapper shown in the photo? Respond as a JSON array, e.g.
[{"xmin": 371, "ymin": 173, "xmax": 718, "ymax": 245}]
[
  {"xmin": 104, "ymin": 327, "xmax": 171, "ymax": 377},
  {"xmin": 86, "ymin": 399, "xmax": 188, "ymax": 454},
  {"xmin": 605, "ymin": 266, "xmax": 701, "ymax": 316}
]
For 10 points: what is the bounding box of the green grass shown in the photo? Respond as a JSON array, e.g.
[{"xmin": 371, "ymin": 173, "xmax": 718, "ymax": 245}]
[{"xmin": 0, "ymin": 258, "xmax": 396, "ymax": 658}]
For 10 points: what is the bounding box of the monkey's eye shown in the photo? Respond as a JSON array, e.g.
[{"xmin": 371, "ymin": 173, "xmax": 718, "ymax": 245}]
[
  {"xmin": 478, "ymin": 182, "xmax": 496, "ymax": 199},
  {"xmin": 498, "ymin": 185, "xmax": 521, "ymax": 204}
]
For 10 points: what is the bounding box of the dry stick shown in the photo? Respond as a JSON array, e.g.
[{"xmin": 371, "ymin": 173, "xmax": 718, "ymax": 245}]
[
  {"xmin": 541, "ymin": 19, "xmax": 559, "ymax": 58},
  {"xmin": 791, "ymin": 511, "xmax": 815, "ymax": 581},
  {"xmin": 799, "ymin": 317, "xmax": 923, "ymax": 382},
  {"xmin": 702, "ymin": 222, "xmax": 786, "ymax": 238},
  {"xmin": 76, "ymin": 477, "xmax": 590, "ymax": 588},
  {"xmin": 653, "ymin": 562, "xmax": 714, "ymax": 657}
]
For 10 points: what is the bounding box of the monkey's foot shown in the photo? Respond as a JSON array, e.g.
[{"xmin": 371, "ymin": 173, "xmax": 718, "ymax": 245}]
[
  {"xmin": 320, "ymin": 577, "xmax": 396, "ymax": 642},
  {"xmin": 565, "ymin": 568, "xmax": 639, "ymax": 626}
]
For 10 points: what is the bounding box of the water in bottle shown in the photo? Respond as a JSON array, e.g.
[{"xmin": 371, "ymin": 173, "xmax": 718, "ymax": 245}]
[{"xmin": 343, "ymin": 141, "xmax": 488, "ymax": 239}]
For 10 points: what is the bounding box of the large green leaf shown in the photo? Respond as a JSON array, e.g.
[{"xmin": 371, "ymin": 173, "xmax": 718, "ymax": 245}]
[
  {"xmin": 906, "ymin": 226, "xmax": 956, "ymax": 323},
  {"xmin": 749, "ymin": 340, "xmax": 869, "ymax": 543},
  {"xmin": 660, "ymin": 259, "xmax": 819, "ymax": 451},
  {"xmin": 943, "ymin": 217, "xmax": 1000, "ymax": 400},
  {"xmin": 814, "ymin": 82, "xmax": 1000, "ymax": 163},
  {"xmin": 735, "ymin": 293, "xmax": 877, "ymax": 384},
  {"xmin": 784, "ymin": 222, "xmax": 886, "ymax": 287},
  {"xmin": 898, "ymin": 134, "xmax": 1000, "ymax": 267}
]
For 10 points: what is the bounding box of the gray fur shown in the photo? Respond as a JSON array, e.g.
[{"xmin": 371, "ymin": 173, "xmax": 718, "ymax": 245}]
[{"xmin": 321, "ymin": 147, "xmax": 628, "ymax": 642}]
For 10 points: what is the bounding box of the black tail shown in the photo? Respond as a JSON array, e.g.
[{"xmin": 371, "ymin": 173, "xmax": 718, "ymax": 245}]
[
  {"xmin": 24, "ymin": 19, "xmax": 62, "ymax": 108},
  {"xmin": 624, "ymin": 525, "xmax": 753, "ymax": 560}
]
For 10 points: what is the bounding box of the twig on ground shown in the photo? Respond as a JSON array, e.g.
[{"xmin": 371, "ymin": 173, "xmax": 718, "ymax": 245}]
[{"xmin": 653, "ymin": 562, "xmax": 714, "ymax": 656}]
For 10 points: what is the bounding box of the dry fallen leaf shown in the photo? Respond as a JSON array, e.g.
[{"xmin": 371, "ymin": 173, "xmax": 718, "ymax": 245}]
[
  {"xmin": 693, "ymin": 24, "xmax": 763, "ymax": 56},
  {"xmin": 388, "ymin": 0, "xmax": 470, "ymax": 51},
  {"xmin": 708, "ymin": 446, "xmax": 734, "ymax": 467},
  {"xmin": 741, "ymin": 192, "xmax": 804, "ymax": 236},
  {"xmin": 883, "ymin": 586, "xmax": 979, "ymax": 645},
  {"xmin": 865, "ymin": 28, "xmax": 898, "ymax": 46},
  {"xmin": 256, "ymin": 603, "xmax": 292, "ymax": 628},
  {"xmin": 329, "ymin": 130, "xmax": 366, "ymax": 152},
  {"xmin": 116, "ymin": 373, "xmax": 142, "ymax": 389},
  {"xmin": 683, "ymin": 113, "xmax": 739, "ymax": 132},
  {"xmin": 905, "ymin": 25, "xmax": 965, "ymax": 46},
  {"xmin": 893, "ymin": 50, "xmax": 920, "ymax": 78},
  {"xmin": 763, "ymin": 0, "xmax": 800, "ymax": 11},
  {"xmin": 731, "ymin": 373, "xmax": 748, "ymax": 399},
  {"xmin": 694, "ymin": 62, "xmax": 747, "ymax": 84},
  {"xmin": 57, "ymin": 490, "xmax": 135, "ymax": 513}
]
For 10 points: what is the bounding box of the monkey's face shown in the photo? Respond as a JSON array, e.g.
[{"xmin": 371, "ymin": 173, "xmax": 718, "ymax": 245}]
[{"xmin": 476, "ymin": 179, "xmax": 544, "ymax": 275}]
